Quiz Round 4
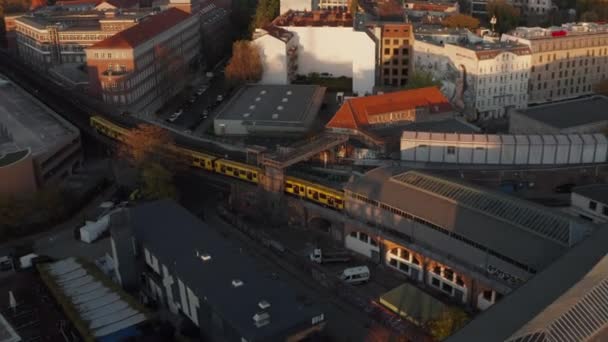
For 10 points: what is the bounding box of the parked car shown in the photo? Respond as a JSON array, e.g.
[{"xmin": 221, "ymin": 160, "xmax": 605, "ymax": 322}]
[
  {"xmin": 554, "ymin": 183, "xmax": 576, "ymax": 193},
  {"xmin": 196, "ymin": 87, "xmax": 207, "ymax": 95},
  {"xmin": 188, "ymin": 96, "xmax": 196, "ymax": 104},
  {"xmin": 167, "ymin": 109, "xmax": 183, "ymax": 122},
  {"xmin": 205, "ymin": 72, "xmax": 214, "ymax": 78},
  {"xmin": 216, "ymin": 94, "xmax": 224, "ymax": 102}
]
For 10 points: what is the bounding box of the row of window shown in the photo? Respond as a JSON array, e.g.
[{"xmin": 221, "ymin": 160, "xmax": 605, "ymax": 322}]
[
  {"xmin": 346, "ymin": 191, "xmax": 538, "ymax": 274},
  {"xmin": 535, "ymin": 38, "xmax": 608, "ymax": 52},
  {"xmin": 383, "ymin": 48, "xmax": 409, "ymax": 56},
  {"xmin": 588, "ymin": 200, "xmax": 608, "ymax": 216},
  {"xmin": 383, "ymin": 39, "xmax": 410, "ymax": 46}
]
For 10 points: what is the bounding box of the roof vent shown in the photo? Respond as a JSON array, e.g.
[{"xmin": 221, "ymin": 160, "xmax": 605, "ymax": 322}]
[
  {"xmin": 260, "ymin": 90, "xmax": 267, "ymax": 95},
  {"xmin": 258, "ymin": 300, "xmax": 271, "ymax": 309},
  {"xmin": 243, "ymin": 113, "xmax": 251, "ymax": 118},
  {"xmin": 277, "ymin": 106, "xmax": 283, "ymax": 111},
  {"xmin": 272, "ymin": 113, "xmax": 279, "ymax": 119},
  {"xmin": 249, "ymin": 105, "xmax": 256, "ymax": 110},
  {"xmin": 286, "ymin": 90, "xmax": 292, "ymax": 95},
  {"xmin": 282, "ymin": 98, "xmax": 288, "ymax": 102},
  {"xmin": 253, "ymin": 312, "xmax": 270, "ymax": 328},
  {"xmin": 232, "ymin": 279, "xmax": 244, "ymax": 287},
  {"xmin": 255, "ymin": 97, "xmax": 261, "ymax": 102}
]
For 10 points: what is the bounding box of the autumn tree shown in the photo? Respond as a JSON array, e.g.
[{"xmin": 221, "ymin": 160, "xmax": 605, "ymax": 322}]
[
  {"xmin": 427, "ymin": 307, "xmax": 469, "ymax": 341},
  {"xmin": 443, "ymin": 14, "xmax": 480, "ymax": 30},
  {"xmin": 225, "ymin": 40, "xmax": 263, "ymax": 86},
  {"xmin": 252, "ymin": 0, "xmax": 279, "ymax": 29},
  {"xmin": 350, "ymin": 0, "xmax": 359, "ymax": 14},
  {"xmin": 486, "ymin": 0, "xmax": 520, "ymax": 34},
  {"xmin": 405, "ymin": 71, "xmax": 441, "ymax": 90},
  {"xmin": 117, "ymin": 124, "xmax": 179, "ymax": 200}
]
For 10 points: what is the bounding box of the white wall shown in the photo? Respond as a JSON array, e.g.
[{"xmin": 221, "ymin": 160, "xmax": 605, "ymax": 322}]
[
  {"xmin": 570, "ymin": 193, "xmax": 608, "ymax": 223},
  {"xmin": 255, "ymin": 35, "xmax": 289, "ymax": 85},
  {"xmin": 280, "ymin": 26, "xmax": 376, "ymax": 95},
  {"xmin": 280, "ymin": 0, "xmax": 312, "ymax": 14}
]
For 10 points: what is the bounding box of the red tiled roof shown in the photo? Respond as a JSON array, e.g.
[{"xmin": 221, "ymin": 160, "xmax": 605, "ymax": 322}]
[
  {"xmin": 89, "ymin": 8, "xmax": 190, "ymax": 49},
  {"xmin": 326, "ymin": 87, "xmax": 451, "ymax": 130},
  {"xmin": 102, "ymin": 0, "xmax": 140, "ymax": 8}
]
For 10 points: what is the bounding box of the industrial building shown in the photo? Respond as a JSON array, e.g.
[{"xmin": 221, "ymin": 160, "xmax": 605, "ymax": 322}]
[
  {"xmin": 271, "ymin": 10, "xmax": 376, "ymax": 95},
  {"xmin": 570, "ymin": 184, "xmax": 608, "ymax": 224},
  {"xmin": 214, "ymin": 84, "xmax": 325, "ymax": 136},
  {"xmin": 509, "ymin": 96, "xmax": 608, "ymax": 134},
  {"xmin": 0, "ymin": 74, "xmax": 82, "ymax": 195},
  {"xmin": 110, "ymin": 200, "xmax": 326, "ymax": 342},
  {"xmin": 447, "ymin": 224, "xmax": 608, "ymax": 342},
  {"xmin": 343, "ymin": 168, "xmax": 594, "ymax": 310},
  {"xmin": 85, "ymin": 8, "xmax": 200, "ymax": 115},
  {"xmin": 400, "ymin": 132, "xmax": 608, "ymax": 165},
  {"xmin": 501, "ymin": 23, "xmax": 608, "ymax": 105}
]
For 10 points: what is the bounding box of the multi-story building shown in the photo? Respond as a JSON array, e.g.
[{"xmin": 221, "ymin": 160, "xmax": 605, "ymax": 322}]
[
  {"xmin": 374, "ymin": 23, "xmax": 413, "ymax": 88},
  {"xmin": 252, "ymin": 26, "xmax": 298, "ymax": 84},
  {"xmin": 280, "ymin": 0, "xmax": 351, "ymax": 14},
  {"xmin": 197, "ymin": 0, "xmax": 232, "ymax": 67},
  {"xmin": 404, "ymin": 0, "xmax": 459, "ymax": 23},
  {"xmin": 501, "ymin": 23, "xmax": 608, "ymax": 105},
  {"xmin": 14, "ymin": 9, "xmax": 152, "ymax": 67},
  {"xmin": 0, "ymin": 73, "xmax": 82, "ymax": 195},
  {"xmin": 85, "ymin": 8, "xmax": 199, "ymax": 115},
  {"xmin": 414, "ymin": 36, "xmax": 531, "ymax": 119},
  {"xmin": 570, "ymin": 185, "xmax": 608, "ymax": 224},
  {"xmin": 344, "ymin": 168, "xmax": 594, "ymax": 310},
  {"xmin": 110, "ymin": 200, "xmax": 326, "ymax": 341},
  {"xmin": 271, "ymin": 10, "xmax": 376, "ymax": 95},
  {"xmin": 472, "ymin": 0, "xmax": 551, "ymax": 19}
]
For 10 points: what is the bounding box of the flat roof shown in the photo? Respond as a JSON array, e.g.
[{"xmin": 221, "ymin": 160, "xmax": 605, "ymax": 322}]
[
  {"xmin": 447, "ymin": 225, "xmax": 608, "ymax": 342},
  {"xmin": 216, "ymin": 84, "xmax": 324, "ymax": 127},
  {"xmin": 572, "ymin": 184, "xmax": 608, "ymax": 205},
  {"xmin": 518, "ymin": 96, "xmax": 608, "ymax": 129},
  {"xmin": 345, "ymin": 168, "xmax": 585, "ymax": 270},
  {"xmin": 0, "ymin": 75, "xmax": 78, "ymax": 157},
  {"xmin": 128, "ymin": 200, "xmax": 324, "ymax": 340},
  {"xmin": 369, "ymin": 118, "xmax": 480, "ymax": 138}
]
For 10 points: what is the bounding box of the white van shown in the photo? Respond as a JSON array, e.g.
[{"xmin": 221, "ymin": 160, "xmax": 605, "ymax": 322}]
[{"xmin": 340, "ymin": 266, "xmax": 370, "ymax": 284}]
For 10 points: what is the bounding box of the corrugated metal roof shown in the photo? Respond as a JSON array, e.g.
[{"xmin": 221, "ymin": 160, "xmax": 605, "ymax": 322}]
[{"xmin": 392, "ymin": 171, "xmax": 571, "ymax": 246}]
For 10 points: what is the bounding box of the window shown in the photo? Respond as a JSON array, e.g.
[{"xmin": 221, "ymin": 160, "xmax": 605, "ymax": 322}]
[
  {"xmin": 603, "ymin": 206, "xmax": 608, "ymax": 216},
  {"xmin": 441, "ymin": 283, "xmax": 453, "ymax": 293},
  {"xmin": 389, "ymin": 258, "xmax": 398, "ymax": 267},
  {"xmin": 589, "ymin": 201, "xmax": 597, "ymax": 210},
  {"xmin": 482, "ymin": 290, "xmax": 493, "ymax": 301},
  {"xmin": 431, "ymin": 277, "xmax": 440, "ymax": 287},
  {"xmin": 402, "ymin": 48, "xmax": 408, "ymax": 55},
  {"xmin": 393, "ymin": 48, "xmax": 399, "ymax": 55},
  {"xmin": 393, "ymin": 39, "xmax": 399, "ymax": 45},
  {"xmin": 447, "ymin": 146, "xmax": 456, "ymax": 155},
  {"xmin": 359, "ymin": 232, "xmax": 369, "ymax": 242},
  {"xmin": 384, "ymin": 48, "xmax": 390, "ymax": 55},
  {"xmin": 398, "ymin": 263, "xmax": 409, "ymax": 273},
  {"xmin": 384, "ymin": 39, "xmax": 390, "ymax": 45}
]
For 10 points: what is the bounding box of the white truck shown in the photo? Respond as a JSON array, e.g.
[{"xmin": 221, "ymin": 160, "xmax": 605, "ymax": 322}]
[
  {"xmin": 309, "ymin": 248, "xmax": 351, "ymax": 264},
  {"xmin": 340, "ymin": 266, "xmax": 370, "ymax": 284}
]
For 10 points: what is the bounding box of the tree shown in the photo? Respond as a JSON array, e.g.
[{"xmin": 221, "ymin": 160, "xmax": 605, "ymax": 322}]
[
  {"xmin": 252, "ymin": 0, "xmax": 279, "ymax": 30},
  {"xmin": 442, "ymin": 14, "xmax": 480, "ymax": 30},
  {"xmin": 350, "ymin": 0, "xmax": 359, "ymax": 14},
  {"xmin": 486, "ymin": 0, "xmax": 520, "ymax": 34},
  {"xmin": 427, "ymin": 307, "xmax": 469, "ymax": 341},
  {"xmin": 405, "ymin": 71, "xmax": 441, "ymax": 90},
  {"xmin": 140, "ymin": 162, "xmax": 178, "ymax": 200},
  {"xmin": 225, "ymin": 40, "xmax": 263, "ymax": 86}
]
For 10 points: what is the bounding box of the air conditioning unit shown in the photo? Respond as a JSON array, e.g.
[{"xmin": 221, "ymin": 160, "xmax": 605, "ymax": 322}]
[{"xmin": 253, "ymin": 312, "xmax": 270, "ymax": 328}]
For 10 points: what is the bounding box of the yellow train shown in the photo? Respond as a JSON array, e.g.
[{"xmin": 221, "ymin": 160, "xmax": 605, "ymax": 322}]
[{"xmin": 89, "ymin": 116, "xmax": 345, "ymax": 210}]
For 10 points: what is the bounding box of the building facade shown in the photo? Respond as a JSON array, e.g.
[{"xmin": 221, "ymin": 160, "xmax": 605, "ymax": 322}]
[
  {"xmin": 343, "ymin": 168, "xmax": 593, "ymax": 311},
  {"xmin": 570, "ymin": 185, "xmax": 608, "ymax": 223},
  {"xmin": 14, "ymin": 9, "xmax": 150, "ymax": 67},
  {"xmin": 197, "ymin": 0, "xmax": 232, "ymax": 67},
  {"xmin": 376, "ymin": 23, "xmax": 413, "ymax": 88},
  {"xmin": 272, "ymin": 11, "xmax": 376, "ymax": 95},
  {"xmin": 85, "ymin": 8, "xmax": 200, "ymax": 115},
  {"xmin": 253, "ymin": 26, "xmax": 298, "ymax": 85},
  {"xmin": 501, "ymin": 23, "xmax": 608, "ymax": 105},
  {"xmin": 413, "ymin": 37, "xmax": 531, "ymax": 119}
]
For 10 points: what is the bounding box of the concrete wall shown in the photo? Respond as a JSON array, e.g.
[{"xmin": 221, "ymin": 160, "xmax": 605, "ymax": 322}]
[
  {"xmin": 570, "ymin": 192, "xmax": 608, "ymax": 223},
  {"xmin": 255, "ymin": 34, "xmax": 289, "ymax": 85},
  {"xmin": 0, "ymin": 151, "xmax": 37, "ymax": 195},
  {"xmin": 280, "ymin": 26, "xmax": 376, "ymax": 95}
]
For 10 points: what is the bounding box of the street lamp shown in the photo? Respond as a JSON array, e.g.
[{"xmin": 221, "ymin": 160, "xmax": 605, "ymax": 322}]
[{"xmin": 490, "ymin": 15, "xmax": 497, "ymax": 33}]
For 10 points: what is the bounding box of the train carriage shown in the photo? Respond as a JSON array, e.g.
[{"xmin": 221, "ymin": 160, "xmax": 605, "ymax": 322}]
[
  {"xmin": 174, "ymin": 146, "xmax": 217, "ymax": 171},
  {"xmin": 214, "ymin": 159, "xmax": 261, "ymax": 184},
  {"xmin": 285, "ymin": 176, "xmax": 344, "ymax": 210},
  {"xmin": 90, "ymin": 116, "xmax": 131, "ymax": 141}
]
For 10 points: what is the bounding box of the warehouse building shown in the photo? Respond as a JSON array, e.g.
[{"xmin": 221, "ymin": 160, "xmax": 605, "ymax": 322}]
[
  {"xmin": 110, "ymin": 200, "xmax": 326, "ymax": 342},
  {"xmin": 401, "ymin": 132, "xmax": 608, "ymax": 165},
  {"xmin": 447, "ymin": 224, "xmax": 608, "ymax": 342},
  {"xmin": 343, "ymin": 168, "xmax": 594, "ymax": 310},
  {"xmin": 214, "ymin": 84, "xmax": 325, "ymax": 136},
  {"xmin": 509, "ymin": 96, "xmax": 608, "ymax": 134},
  {"xmin": 569, "ymin": 184, "xmax": 608, "ymax": 224},
  {"xmin": 0, "ymin": 75, "xmax": 82, "ymax": 195}
]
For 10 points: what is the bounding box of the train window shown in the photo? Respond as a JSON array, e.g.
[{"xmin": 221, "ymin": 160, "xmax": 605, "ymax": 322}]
[
  {"xmin": 313, "ymin": 192, "xmax": 319, "ymax": 200},
  {"xmin": 221, "ymin": 166, "xmax": 226, "ymax": 172},
  {"xmin": 336, "ymin": 199, "xmax": 343, "ymax": 205},
  {"xmin": 320, "ymin": 193, "xmax": 327, "ymax": 199},
  {"xmin": 286, "ymin": 183, "xmax": 292, "ymax": 189},
  {"xmin": 247, "ymin": 172, "xmax": 252, "ymax": 180},
  {"xmin": 226, "ymin": 166, "xmax": 233, "ymax": 172}
]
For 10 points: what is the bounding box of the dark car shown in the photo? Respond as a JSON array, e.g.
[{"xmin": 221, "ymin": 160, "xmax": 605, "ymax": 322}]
[{"xmin": 554, "ymin": 183, "xmax": 576, "ymax": 193}]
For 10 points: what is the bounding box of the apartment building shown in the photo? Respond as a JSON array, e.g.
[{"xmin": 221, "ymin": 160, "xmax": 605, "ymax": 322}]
[
  {"xmin": 252, "ymin": 26, "xmax": 298, "ymax": 84},
  {"xmin": 271, "ymin": 10, "xmax": 376, "ymax": 95},
  {"xmin": 14, "ymin": 9, "xmax": 151, "ymax": 67},
  {"xmin": 280, "ymin": 0, "xmax": 351, "ymax": 13},
  {"xmin": 344, "ymin": 168, "xmax": 594, "ymax": 311},
  {"xmin": 377, "ymin": 24, "xmax": 413, "ymax": 88},
  {"xmin": 414, "ymin": 36, "xmax": 531, "ymax": 119},
  {"xmin": 197, "ymin": 0, "xmax": 232, "ymax": 67},
  {"xmin": 404, "ymin": 0, "xmax": 459, "ymax": 23},
  {"xmin": 501, "ymin": 23, "xmax": 608, "ymax": 105},
  {"xmin": 85, "ymin": 8, "xmax": 199, "ymax": 115},
  {"xmin": 472, "ymin": 0, "xmax": 551, "ymax": 19}
]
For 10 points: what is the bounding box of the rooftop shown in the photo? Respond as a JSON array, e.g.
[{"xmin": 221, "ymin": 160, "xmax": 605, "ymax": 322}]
[
  {"xmin": 0, "ymin": 74, "xmax": 78, "ymax": 157},
  {"xmin": 15, "ymin": 9, "xmax": 148, "ymax": 31},
  {"xmin": 345, "ymin": 168, "xmax": 591, "ymax": 271},
  {"xmin": 216, "ymin": 84, "xmax": 325, "ymax": 127},
  {"xmin": 369, "ymin": 118, "xmax": 479, "ymax": 139},
  {"xmin": 572, "ymin": 184, "xmax": 608, "ymax": 205},
  {"xmin": 326, "ymin": 87, "xmax": 452, "ymax": 130},
  {"xmin": 128, "ymin": 200, "xmax": 324, "ymax": 341},
  {"xmin": 447, "ymin": 224, "xmax": 608, "ymax": 342},
  {"xmin": 507, "ymin": 22, "xmax": 608, "ymax": 40},
  {"xmin": 515, "ymin": 96, "xmax": 608, "ymax": 129},
  {"xmin": 89, "ymin": 8, "xmax": 191, "ymax": 49},
  {"xmin": 415, "ymin": 35, "xmax": 531, "ymax": 59},
  {"xmin": 273, "ymin": 10, "xmax": 353, "ymax": 27},
  {"xmin": 253, "ymin": 25, "xmax": 294, "ymax": 42}
]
